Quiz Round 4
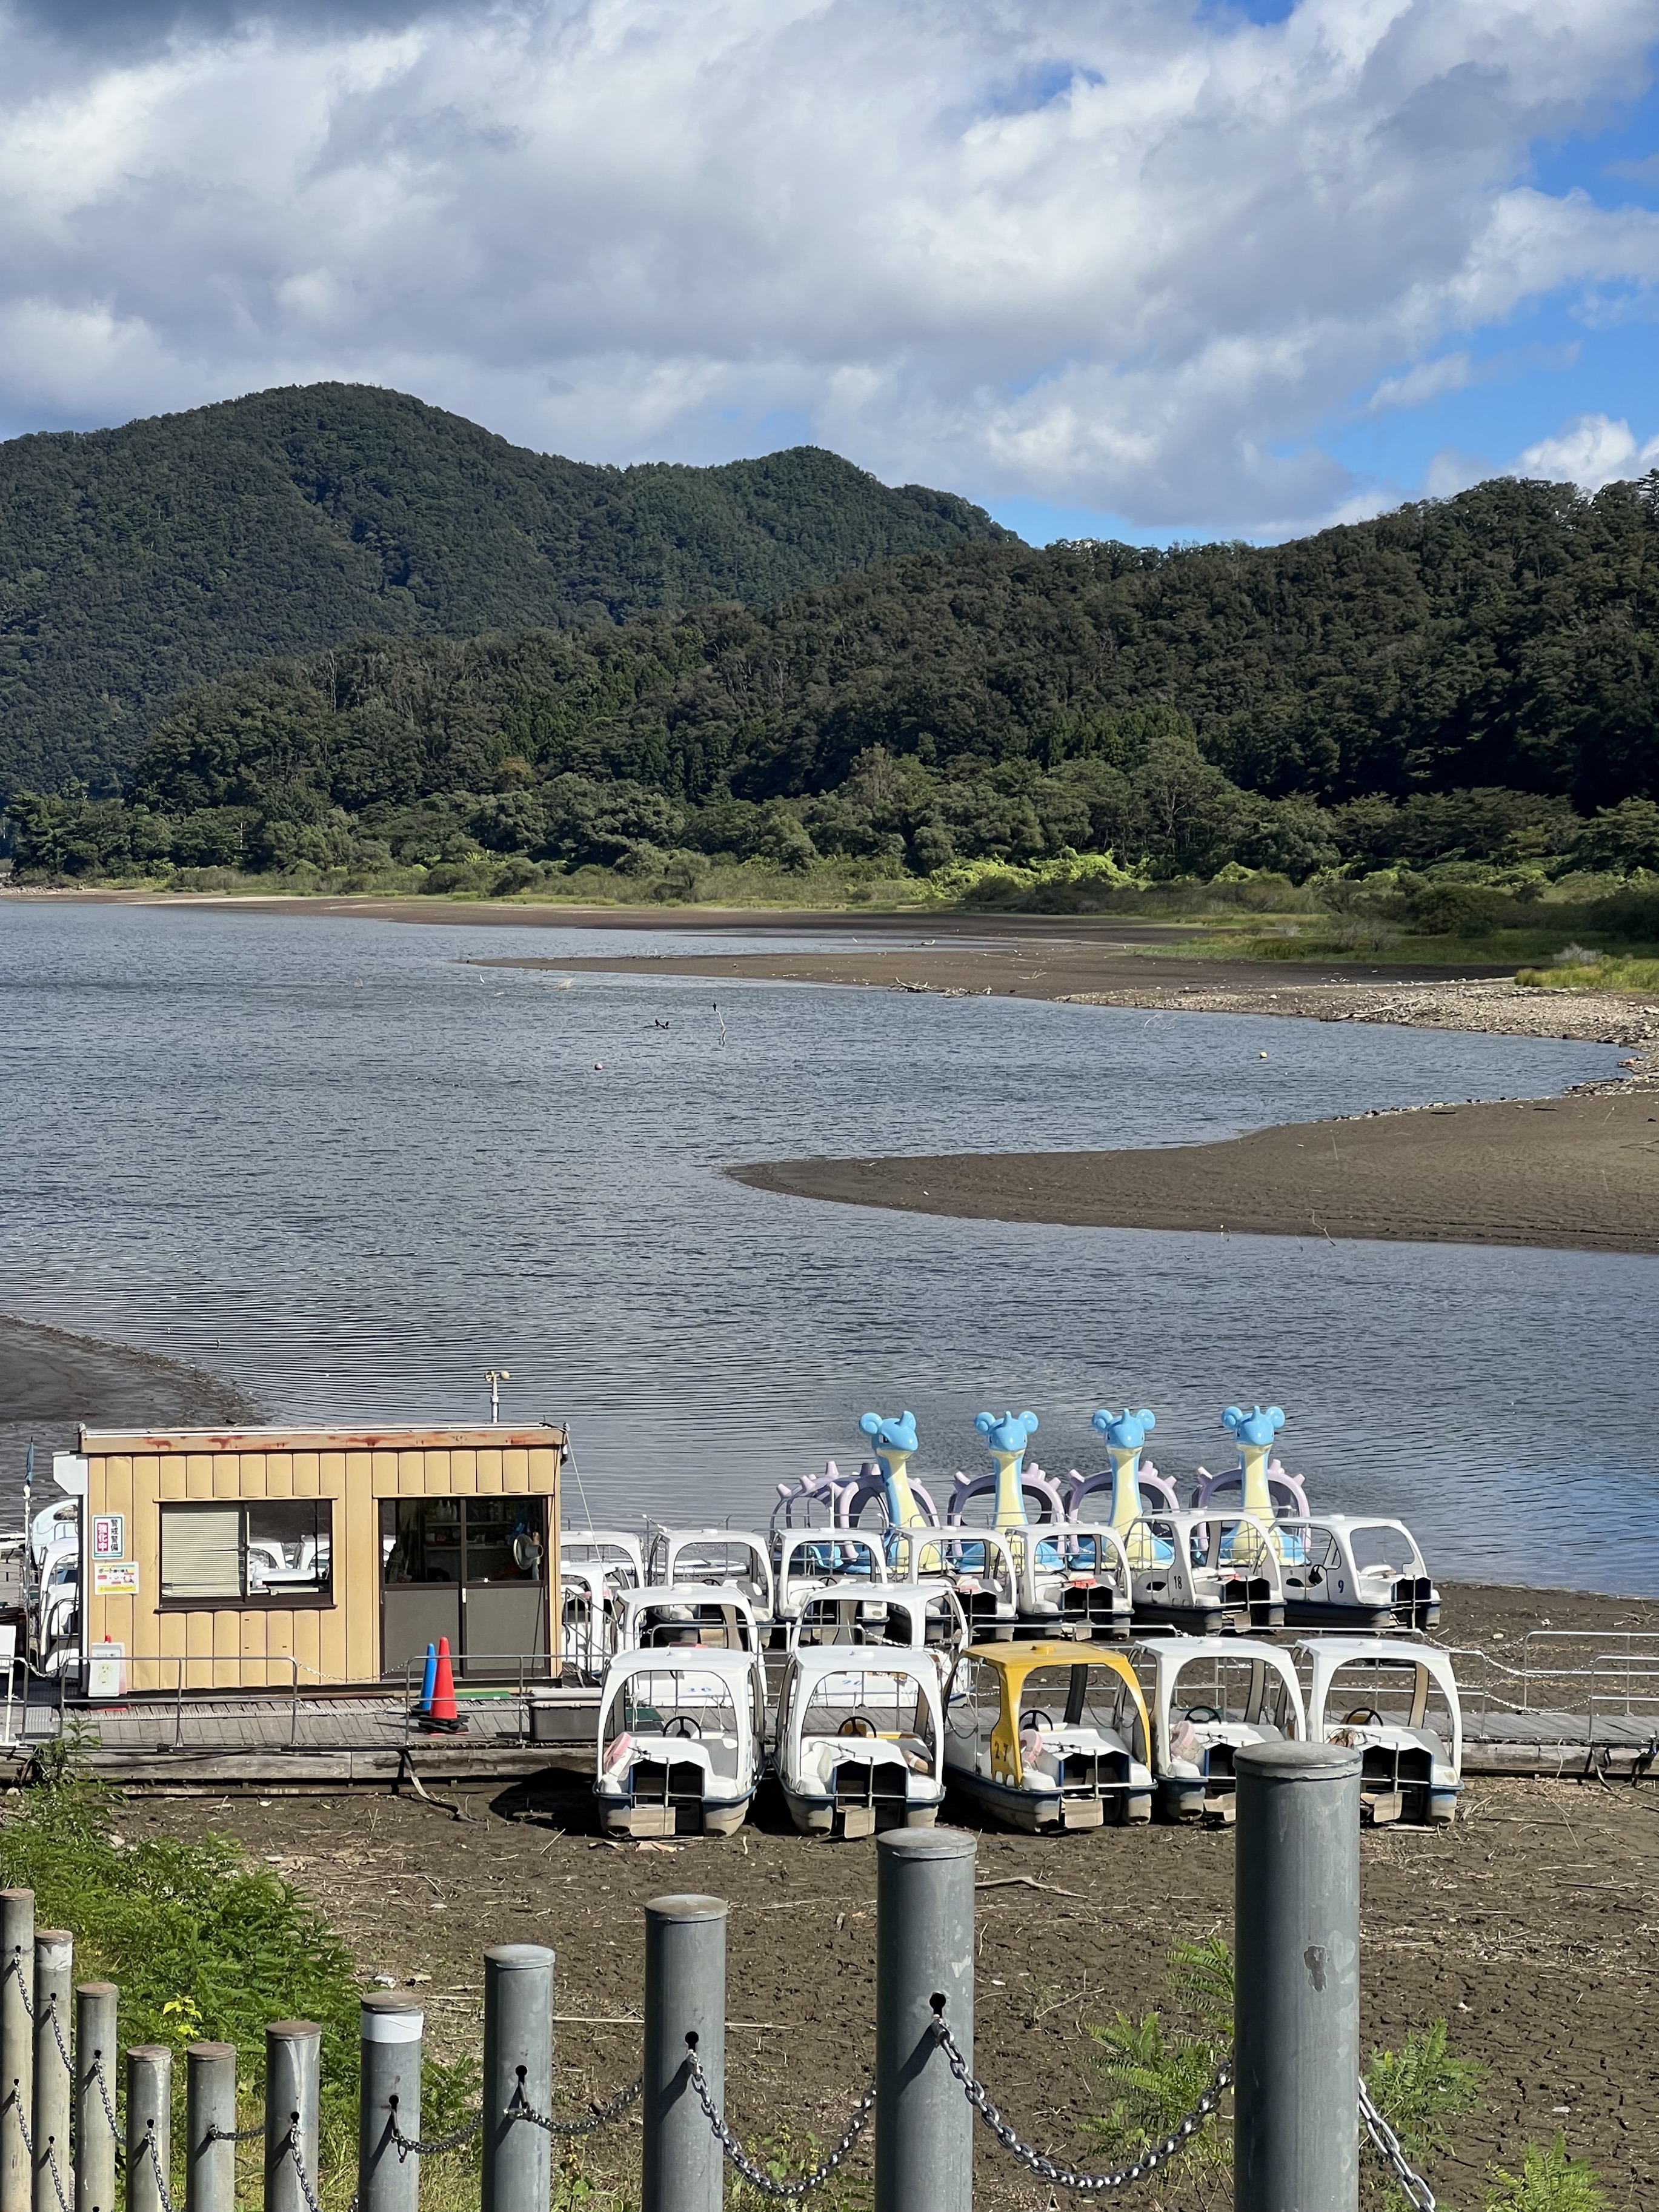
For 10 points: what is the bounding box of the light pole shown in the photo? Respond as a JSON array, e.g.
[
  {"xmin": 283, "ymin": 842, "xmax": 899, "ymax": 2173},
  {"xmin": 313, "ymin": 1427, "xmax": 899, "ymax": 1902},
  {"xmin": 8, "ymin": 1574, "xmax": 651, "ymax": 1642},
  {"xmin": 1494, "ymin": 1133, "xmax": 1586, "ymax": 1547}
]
[{"xmin": 484, "ymin": 1369, "xmax": 510, "ymax": 1423}]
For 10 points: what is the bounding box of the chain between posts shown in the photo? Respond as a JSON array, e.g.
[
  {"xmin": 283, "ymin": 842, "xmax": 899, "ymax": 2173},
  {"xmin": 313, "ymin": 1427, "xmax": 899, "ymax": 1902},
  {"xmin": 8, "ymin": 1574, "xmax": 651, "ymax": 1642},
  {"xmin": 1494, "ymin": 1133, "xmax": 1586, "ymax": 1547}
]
[
  {"xmin": 3, "ymin": 1958, "xmax": 34, "ymax": 2022},
  {"xmin": 281, "ymin": 2125, "xmax": 325, "ymax": 2212},
  {"xmin": 386, "ymin": 2107, "xmax": 486, "ymax": 2160},
  {"xmin": 138, "ymin": 2127, "xmax": 178, "ymax": 2212},
  {"xmin": 202, "ymin": 2121, "xmax": 266, "ymax": 2145},
  {"xmin": 1358, "ymin": 2079, "xmax": 1437, "ymax": 2211},
  {"xmin": 929, "ymin": 2005, "xmax": 1231, "ymax": 2196},
  {"xmin": 41, "ymin": 2141, "xmax": 70, "ymax": 2212},
  {"xmin": 88, "ymin": 2055, "xmax": 123, "ymax": 2145},
  {"xmin": 505, "ymin": 2074, "xmax": 644, "ymax": 2140},
  {"xmin": 41, "ymin": 2003, "xmax": 71, "ymax": 2077},
  {"xmin": 685, "ymin": 2045, "xmax": 874, "ymax": 2200}
]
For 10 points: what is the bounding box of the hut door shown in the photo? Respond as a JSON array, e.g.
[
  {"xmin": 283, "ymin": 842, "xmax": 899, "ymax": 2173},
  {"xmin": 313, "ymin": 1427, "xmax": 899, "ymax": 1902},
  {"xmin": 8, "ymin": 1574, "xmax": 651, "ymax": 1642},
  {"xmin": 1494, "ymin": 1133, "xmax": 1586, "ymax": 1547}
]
[
  {"xmin": 381, "ymin": 1500, "xmax": 462, "ymax": 1683},
  {"xmin": 380, "ymin": 1498, "xmax": 548, "ymax": 1681}
]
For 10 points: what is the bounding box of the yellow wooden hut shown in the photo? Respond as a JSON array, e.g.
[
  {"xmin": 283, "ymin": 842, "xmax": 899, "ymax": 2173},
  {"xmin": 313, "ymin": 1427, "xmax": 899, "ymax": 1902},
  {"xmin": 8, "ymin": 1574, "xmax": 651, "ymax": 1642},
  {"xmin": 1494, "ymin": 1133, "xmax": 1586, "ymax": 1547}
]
[{"xmin": 73, "ymin": 1424, "xmax": 564, "ymax": 1694}]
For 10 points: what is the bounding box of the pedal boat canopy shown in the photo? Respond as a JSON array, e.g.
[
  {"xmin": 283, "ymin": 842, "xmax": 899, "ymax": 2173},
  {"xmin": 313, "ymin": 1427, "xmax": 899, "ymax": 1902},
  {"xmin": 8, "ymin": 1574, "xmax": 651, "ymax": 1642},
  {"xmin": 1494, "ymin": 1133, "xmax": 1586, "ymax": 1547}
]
[
  {"xmin": 943, "ymin": 1641, "xmax": 1154, "ymax": 1831},
  {"xmin": 594, "ymin": 1646, "xmax": 765, "ymax": 1839},
  {"xmin": 776, "ymin": 1646, "xmax": 946, "ymax": 1838},
  {"xmin": 1297, "ymin": 1636, "xmax": 1461, "ymax": 1826},
  {"xmin": 1142, "ymin": 1635, "xmax": 1305, "ymax": 1821}
]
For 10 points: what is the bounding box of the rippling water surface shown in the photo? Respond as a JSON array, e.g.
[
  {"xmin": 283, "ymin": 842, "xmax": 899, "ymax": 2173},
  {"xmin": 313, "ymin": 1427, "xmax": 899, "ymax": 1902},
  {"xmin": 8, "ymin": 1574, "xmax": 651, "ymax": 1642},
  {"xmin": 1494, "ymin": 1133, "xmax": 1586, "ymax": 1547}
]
[{"xmin": 2, "ymin": 900, "xmax": 1653, "ymax": 1592}]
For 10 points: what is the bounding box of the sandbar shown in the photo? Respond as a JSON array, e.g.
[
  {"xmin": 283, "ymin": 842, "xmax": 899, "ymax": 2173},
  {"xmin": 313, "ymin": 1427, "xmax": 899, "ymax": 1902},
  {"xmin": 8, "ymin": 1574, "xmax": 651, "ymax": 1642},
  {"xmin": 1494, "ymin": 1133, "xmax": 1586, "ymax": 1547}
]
[{"xmin": 732, "ymin": 1089, "xmax": 1659, "ymax": 1255}]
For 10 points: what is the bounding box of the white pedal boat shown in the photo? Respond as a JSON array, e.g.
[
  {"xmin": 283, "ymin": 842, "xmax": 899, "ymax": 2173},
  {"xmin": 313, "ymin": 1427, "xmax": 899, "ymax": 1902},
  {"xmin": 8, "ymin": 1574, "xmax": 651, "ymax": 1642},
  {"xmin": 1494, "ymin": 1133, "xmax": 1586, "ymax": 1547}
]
[
  {"xmin": 773, "ymin": 1530, "xmax": 887, "ymax": 1626},
  {"xmin": 1298, "ymin": 1638, "xmax": 1461, "ymax": 1826},
  {"xmin": 594, "ymin": 1648, "xmax": 765, "ymax": 1838},
  {"xmin": 787, "ymin": 1582, "xmax": 969, "ymax": 1676},
  {"xmin": 943, "ymin": 1642, "xmax": 1154, "ymax": 1831},
  {"xmin": 1142, "ymin": 1636, "xmax": 1305, "ymax": 1822},
  {"xmin": 1011, "ymin": 1523, "xmax": 1132, "ymax": 1639},
  {"xmin": 647, "ymin": 1527, "xmax": 776, "ymax": 1622},
  {"xmin": 1277, "ymin": 1518, "xmax": 1440, "ymax": 1632},
  {"xmin": 893, "ymin": 1527, "xmax": 1019, "ymax": 1635},
  {"xmin": 609, "ymin": 1581, "xmax": 762, "ymax": 1655},
  {"xmin": 1128, "ymin": 1511, "xmax": 1286, "ymax": 1633},
  {"xmin": 775, "ymin": 1647, "xmax": 946, "ymax": 1838}
]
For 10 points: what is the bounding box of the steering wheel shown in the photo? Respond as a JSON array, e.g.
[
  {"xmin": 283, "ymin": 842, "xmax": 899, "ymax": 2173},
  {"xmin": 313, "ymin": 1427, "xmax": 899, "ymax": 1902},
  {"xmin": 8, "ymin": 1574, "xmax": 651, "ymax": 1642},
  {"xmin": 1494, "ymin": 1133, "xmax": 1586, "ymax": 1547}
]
[
  {"xmin": 662, "ymin": 1715, "xmax": 702, "ymax": 1739},
  {"xmin": 1342, "ymin": 1707, "xmax": 1383, "ymax": 1727},
  {"xmin": 1019, "ymin": 1709, "xmax": 1055, "ymax": 1733},
  {"xmin": 837, "ymin": 1715, "xmax": 877, "ymax": 1738},
  {"xmin": 1183, "ymin": 1704, "xmax": 1223, "ymax": 1723}
]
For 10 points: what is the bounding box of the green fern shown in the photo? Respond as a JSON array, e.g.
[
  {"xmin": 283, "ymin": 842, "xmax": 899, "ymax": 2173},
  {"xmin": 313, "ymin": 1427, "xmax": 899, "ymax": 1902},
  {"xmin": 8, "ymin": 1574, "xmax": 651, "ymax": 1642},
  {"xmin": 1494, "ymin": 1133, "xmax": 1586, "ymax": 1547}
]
[
  {"xmin": 1366, "ymin": 2021, "xmax": 1485, "ymax": 2171},
  {"xmin": 1483, "ymin": 2136, "xmax": 1610, "ymax": 2212}
]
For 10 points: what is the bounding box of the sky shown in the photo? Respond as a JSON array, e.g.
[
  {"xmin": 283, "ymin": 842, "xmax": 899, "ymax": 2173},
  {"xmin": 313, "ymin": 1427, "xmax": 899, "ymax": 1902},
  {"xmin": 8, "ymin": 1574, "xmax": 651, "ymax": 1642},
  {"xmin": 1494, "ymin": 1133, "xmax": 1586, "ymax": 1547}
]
[{"xmin": 1, "ymin": 0, "xmax": 1657, "ymax": 544}]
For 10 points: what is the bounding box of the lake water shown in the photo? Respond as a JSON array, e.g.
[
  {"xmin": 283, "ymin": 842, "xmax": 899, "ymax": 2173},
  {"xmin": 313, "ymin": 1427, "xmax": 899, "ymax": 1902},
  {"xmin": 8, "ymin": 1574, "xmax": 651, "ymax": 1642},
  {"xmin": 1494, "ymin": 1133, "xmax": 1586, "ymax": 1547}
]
[{"xmin": 2, "ymin": 900, "xmax": 1654, "ymax": 1593}]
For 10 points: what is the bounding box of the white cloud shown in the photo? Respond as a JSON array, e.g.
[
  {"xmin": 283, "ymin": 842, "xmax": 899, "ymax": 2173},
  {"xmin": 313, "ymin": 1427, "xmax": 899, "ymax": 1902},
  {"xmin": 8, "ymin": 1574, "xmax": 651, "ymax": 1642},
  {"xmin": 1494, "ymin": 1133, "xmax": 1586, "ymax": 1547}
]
[
  {"xmin": 0, "ymin": 0, "xmax": 1654, "ymax": 531},
  {"xmin": 1513, "ymin": 411, "xmax": 1659, "ymax": 488}
]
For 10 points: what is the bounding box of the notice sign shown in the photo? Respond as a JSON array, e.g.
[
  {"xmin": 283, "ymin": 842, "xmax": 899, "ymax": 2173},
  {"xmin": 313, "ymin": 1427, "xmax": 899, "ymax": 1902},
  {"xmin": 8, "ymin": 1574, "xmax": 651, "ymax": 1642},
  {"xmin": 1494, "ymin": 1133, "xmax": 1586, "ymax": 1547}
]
[
  {"xmin": 91, "ymin": 1513, "xmax": 125, "ymax": 1560},
  {"xmin": 92, "ymin": 1560, "xmax": 139, "ymax": 1595},
  {"xmin": 88, "ymin": 1644, "xmax": 125, "ymax": 1699}
]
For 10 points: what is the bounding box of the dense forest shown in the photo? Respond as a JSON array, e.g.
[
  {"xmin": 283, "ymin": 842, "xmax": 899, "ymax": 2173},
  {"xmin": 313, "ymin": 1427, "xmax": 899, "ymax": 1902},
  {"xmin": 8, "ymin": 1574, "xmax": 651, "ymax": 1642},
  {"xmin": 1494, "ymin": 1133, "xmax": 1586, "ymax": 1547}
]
[
  {"xmin": 8, "ymin": 469, "xmax": 1659, "ymax": 897},
  {"xmin": 0, "ymin": 382, "xmax": 1006, "ymax": 792}
]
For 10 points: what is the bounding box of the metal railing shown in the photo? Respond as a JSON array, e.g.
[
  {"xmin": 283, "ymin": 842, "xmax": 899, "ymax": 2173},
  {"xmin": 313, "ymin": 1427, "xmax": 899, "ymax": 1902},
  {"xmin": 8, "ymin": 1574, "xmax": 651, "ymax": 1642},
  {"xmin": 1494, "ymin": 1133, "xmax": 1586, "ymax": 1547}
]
[{"xmin": 0, "ymin": 1752, "xmax": 1453, "ymax": 2212}]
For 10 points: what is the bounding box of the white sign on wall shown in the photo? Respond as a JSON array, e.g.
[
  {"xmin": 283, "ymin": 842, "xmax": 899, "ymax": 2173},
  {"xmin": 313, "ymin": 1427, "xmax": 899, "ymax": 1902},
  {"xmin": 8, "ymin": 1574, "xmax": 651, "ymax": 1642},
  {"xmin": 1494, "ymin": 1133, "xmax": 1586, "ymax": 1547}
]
[
  {"xmin": 92, "ymin": 1561, "xmax": 139, "ymax": 1595},
  {"xmin": 91, "ymin": 1513, "xmax": 125, "ymax": 1560}
]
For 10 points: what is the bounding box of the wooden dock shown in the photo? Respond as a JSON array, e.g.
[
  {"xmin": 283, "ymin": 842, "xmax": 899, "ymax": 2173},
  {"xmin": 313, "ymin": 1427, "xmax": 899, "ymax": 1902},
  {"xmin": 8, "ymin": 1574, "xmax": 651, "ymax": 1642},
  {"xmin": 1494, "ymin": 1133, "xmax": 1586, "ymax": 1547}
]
[{"xmin": 0, "ymin": 1687, "xmax": 1646, "ymax": 1790}]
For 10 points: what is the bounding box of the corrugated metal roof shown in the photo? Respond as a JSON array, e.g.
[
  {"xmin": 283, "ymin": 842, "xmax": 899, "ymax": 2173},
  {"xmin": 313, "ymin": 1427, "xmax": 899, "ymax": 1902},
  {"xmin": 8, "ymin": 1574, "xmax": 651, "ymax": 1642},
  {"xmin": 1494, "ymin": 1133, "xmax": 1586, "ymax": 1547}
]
[{"xmin": 78, "ymin": 1424, "xmax": 566, "ymax": 1453}]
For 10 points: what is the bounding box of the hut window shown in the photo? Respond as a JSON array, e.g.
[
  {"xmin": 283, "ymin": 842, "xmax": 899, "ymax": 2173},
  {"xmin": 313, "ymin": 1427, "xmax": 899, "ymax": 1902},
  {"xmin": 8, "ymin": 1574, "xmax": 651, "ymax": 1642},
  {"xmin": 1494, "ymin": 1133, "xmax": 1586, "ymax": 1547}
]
[{"xmin": 160, "ymin": 1502, "xmax": 333, "ymax": 1606}]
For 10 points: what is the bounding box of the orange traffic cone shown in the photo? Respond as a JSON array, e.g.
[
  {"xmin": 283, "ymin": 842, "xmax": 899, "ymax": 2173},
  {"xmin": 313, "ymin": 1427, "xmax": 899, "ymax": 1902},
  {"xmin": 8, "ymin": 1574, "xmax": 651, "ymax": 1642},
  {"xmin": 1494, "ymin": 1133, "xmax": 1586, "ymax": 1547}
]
[{"xmin": 420, "ymin": 1635, "xmax": 466, "ymax": 1733}]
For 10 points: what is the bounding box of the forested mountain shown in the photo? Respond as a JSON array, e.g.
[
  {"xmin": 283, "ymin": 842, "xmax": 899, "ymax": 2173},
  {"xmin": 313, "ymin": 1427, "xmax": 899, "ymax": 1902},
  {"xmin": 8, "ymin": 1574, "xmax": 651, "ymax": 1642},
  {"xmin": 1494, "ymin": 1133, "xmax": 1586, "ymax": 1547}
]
[
  {"xmin": 10, "ymin": 470, "xmax": 1659, "ymax": 891},
  {"xmin": 0, "ymin": 382, "xmax": 1008, "ymax": 792}
]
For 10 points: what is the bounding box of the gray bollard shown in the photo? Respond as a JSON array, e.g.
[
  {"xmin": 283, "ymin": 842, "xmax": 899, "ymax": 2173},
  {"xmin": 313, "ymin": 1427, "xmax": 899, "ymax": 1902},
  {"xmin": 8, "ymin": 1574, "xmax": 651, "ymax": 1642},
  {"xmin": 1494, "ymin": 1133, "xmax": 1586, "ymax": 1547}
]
[
  {"xmin": 263, "ymin": 2024, "xmax": 320, "ymax": 2212},
  {"xmin": 481, "ymin": 1945, "xmax": 553, "ymax": 2212},
  {"xmin": 1234, "ymin": 1740, "xmax": 1362, "ymax": 2212},
  {"xmin": 358, "ymin": 1997, "xmax": 423, "ymax": 2212},
  {"xmin": 184, "ymin": 2044, "xmax": 237, "ymax": 2212},
  {"xmin": 31, "ymin": 1933, "xmax": 72, "ymax": 2212},
  {"xmin": 875, "ymin": 1827, "xmax": 976, "ymax": 2212},
  {"xmin": 125, "ymin": 2048, "xmax": 172, "ymax": 2212},
  {"xmin": 75, "ymin": 1984, "xmax": 119, "ymax": 2212},
  {"xmin": 640, "ymin": 1896, "xmax": 726, "ymax": 2212},
  {"xmin": 1, "ymin": 1893, "xmax": 33, "ymax": 2212}
]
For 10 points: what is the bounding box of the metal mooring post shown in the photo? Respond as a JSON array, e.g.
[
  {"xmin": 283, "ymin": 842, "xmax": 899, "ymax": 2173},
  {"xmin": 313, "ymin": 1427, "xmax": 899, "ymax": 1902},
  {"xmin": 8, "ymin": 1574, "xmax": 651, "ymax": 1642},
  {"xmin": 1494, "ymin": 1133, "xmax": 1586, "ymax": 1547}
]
[
  {"xmin": 640, "ymin": 1895, "xmax": 726, "ymax": 2212},
  {"xmin": 74, "ymin": 1984, "xmax": 118, "ymax": 2212},
  {"xmin": 263, "ymin": 2023, "xmax": 321, "ymax": 2212},
  {"xmin": 1, "ymin": 1891, "xmax": 34, "ymax": 2212},
  {"xmin": 126, "ymin": 2047, "xmax": 173, "ymax": 2212},
  {"xmin": 1234, "ymin": 1741, "xmax": 1362, "ymax": 2212},
  {"xmin": 184, "ymin": 2043, "xmax": 237, "ymax": 2212},
  {"xmin": 358, "ymin": 1996, "xmax": 423, "ymax": 2212},
  {"xmin": 30, "ymin": 1933, "xmax": 72, "ymax": 2212},
  {"xmin": 482, "ymin": 1945, "xmax": 553, "ymax": 2212},
  {"xmin": 875, "ymin": 1827, "xmax": 976, "ymax": 2212}
]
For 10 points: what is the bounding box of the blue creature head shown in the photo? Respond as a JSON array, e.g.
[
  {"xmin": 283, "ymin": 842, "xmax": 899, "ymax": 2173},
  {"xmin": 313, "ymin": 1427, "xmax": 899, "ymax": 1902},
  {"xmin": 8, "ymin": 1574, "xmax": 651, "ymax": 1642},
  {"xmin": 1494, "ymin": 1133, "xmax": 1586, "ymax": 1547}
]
[
  {"xmin": 860, "ymin": 1410, "xmax": 918, "ymax": 1466},
  {"xmin": 974, "ymin": 1410, "xmax": 1038, "ymax": 1458},
  {"xmin": 1091, "ymin": 1407, "xmax": 1155, "ymax": 1453},
  {"xmin": 1222, "ymin": 1404, "xmax": 1285, "ymax": 1451}
]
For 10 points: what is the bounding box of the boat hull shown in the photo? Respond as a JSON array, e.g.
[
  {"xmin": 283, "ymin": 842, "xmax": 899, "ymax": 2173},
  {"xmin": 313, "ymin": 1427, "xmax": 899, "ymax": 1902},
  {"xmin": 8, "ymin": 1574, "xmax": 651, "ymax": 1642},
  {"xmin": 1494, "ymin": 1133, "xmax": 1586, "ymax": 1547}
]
[
  {"xmin": 780, "ymin": 1784, "xmax": 942, "ymax": 1838},
  {"xmin": 594, "ymin": 1788, "xmax": 754, "ymax": 1839},
  {"xmin": 945, "ymin": 1765, "xmax": 1152, "ymax": 1832}
]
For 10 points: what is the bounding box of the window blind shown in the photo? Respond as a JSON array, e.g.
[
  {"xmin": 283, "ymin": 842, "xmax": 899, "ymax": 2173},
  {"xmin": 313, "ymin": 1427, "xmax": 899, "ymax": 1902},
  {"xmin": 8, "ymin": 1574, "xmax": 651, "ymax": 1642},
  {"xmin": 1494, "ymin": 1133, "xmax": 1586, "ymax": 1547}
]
[{"xmin": 160, "ymin": 1507, "xmax": 242, "ymax": 1601}]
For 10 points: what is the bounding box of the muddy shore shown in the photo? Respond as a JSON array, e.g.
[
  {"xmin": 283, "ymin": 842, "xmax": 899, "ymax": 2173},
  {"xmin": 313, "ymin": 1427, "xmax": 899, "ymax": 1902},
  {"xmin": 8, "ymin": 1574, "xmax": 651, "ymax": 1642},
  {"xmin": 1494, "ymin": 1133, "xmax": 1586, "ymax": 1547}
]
[
  {"xmin": 118, "ymin": 1567, "xmax": 1658, "ymax": 2212},
  {"xmin": 0, "ymin": 1314, "xmax": 255, "ymax": 1507}
]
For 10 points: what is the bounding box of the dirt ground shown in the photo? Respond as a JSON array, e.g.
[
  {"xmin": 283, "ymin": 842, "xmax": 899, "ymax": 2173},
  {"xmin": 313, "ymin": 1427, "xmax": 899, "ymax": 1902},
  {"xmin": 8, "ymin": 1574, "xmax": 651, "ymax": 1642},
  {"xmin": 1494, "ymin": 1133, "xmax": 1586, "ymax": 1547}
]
[{"xmin": 114, "ymin": 1581, "xmax": 1659, "ymax": 2211}]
